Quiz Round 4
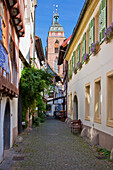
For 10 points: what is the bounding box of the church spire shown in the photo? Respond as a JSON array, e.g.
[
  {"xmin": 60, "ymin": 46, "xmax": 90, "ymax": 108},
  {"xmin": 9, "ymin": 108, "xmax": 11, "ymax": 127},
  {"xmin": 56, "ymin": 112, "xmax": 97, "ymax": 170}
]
[{"xmin": 49, "ymin": 6, "xmax": 64, "ymax": 35}]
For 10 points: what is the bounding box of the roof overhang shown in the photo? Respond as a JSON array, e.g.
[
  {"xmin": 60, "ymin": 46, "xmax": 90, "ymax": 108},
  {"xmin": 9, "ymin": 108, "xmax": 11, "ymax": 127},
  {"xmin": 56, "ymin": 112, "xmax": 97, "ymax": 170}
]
[
  {"xmin": 7, "ymin": 0, "xmax": 25, "ymax": 37},
  {"xmin": 35, "ymin": 36, "xmax": 45, "ymax": 64},
  {"xmin": 19, "ymin": 50, "xmax": 31, "ymax": 68},
  {"xmin": 58, "ymin": 35, "xmax": 72, "ymax": 65}
]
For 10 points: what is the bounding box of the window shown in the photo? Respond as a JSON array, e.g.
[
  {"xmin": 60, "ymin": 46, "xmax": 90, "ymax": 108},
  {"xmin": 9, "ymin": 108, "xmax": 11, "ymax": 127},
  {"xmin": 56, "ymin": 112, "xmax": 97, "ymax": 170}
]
[
  {"xmin": 58, "ymin": 32, "xmax": 61, "ymax": 35},
  {"xmin": 0, "ymin": 2, "xmax": 6, "ymax": 46},
  {"xmin": 86, "ymin": 29, "xmax": 89, "ymax": 54},
  {"xmin": 107, "ymin": 70, "xmax": 113, "ymax": 127},
  {"xmin": 99, "ymin": 0, "xmax": 107, "ymax": 43},
  {"xmin": 89, "ymin": 18, "xmax": 94, "ymax": 54},
  {"xmin": 85, "ymin": 83, "xmax": 90, "ymax": 121},
  {"xmin": 77, "ymin": 43, "xmax": 80, "ymax": 64},
  {"xmin": 82, "ymin": 33, "xmax": 86, "ymax": 62},
  {"xmin": 55, "ymin": 47, "xmax": 58, "ymax": 53},
  {"xmin": 55, "ymin": 40, "xmax": 59, "ymax": 44},
  {"xmin": 72, "ymin": 51, "xmax": 75, "ymax": 72},
  {"xmin": 9, "ymin": 23, "xmax": 11, "ymax": 53},
  {"xmin": 94, "ymin": 78, "xmax": 101, "ymax": 124}
]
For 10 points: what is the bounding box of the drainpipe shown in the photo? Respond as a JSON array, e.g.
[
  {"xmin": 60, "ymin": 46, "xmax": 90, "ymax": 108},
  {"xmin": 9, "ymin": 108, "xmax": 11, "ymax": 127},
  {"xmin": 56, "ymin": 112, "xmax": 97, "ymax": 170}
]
[{"xmin": 33, "ymin": 0, "xmax": 37, "ymax": 64}]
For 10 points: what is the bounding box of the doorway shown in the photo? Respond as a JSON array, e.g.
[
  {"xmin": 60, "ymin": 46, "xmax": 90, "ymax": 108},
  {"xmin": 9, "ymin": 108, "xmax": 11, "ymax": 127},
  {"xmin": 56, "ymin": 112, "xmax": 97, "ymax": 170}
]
[
  {"xmin": 4, "ymin": 100, "xmax": 10, "ymax": 150},
  {"xmin": 73, "ymin": 95, "xmax": 78, "ymax": 120}
]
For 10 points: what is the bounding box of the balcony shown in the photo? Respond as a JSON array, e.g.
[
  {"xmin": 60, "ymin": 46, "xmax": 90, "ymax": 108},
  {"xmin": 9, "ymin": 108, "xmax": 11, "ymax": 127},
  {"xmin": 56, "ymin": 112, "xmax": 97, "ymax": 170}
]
[
  {"xmin": 0, "ymin": 42, "xmax": 18, "ymax": 98},
  {"xmin": 7, "ymin": 0, "xmax": 25, "ymax": 37}
]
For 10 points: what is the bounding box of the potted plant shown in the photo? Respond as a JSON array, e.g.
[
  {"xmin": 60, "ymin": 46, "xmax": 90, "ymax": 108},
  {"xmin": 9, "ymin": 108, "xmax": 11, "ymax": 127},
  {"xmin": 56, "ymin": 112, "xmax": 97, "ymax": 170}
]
[
  {"xmin": 83, "ymin": 53, "xmax": 89, "ymax": 64},
  {"xmin": 74, "ymin": 67, "xmax": 77, "ymax": 74},
  {"xmin": 104, "ymin": 22, "xmax": 113, "ymax": 43},
  {"xmin": 77, "ymin": 62, "xmax": 82, "ymax": 70},
  {"xmin": 91, "ymin": 41, "xmax": 100, "ymax": 56}
]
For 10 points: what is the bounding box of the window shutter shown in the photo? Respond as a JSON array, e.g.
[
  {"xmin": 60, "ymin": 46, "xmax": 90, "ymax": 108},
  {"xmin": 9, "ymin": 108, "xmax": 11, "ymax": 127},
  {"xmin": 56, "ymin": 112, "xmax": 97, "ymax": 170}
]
[
  {"xmin": 72, "ymin": 51, "xmax": 75, "ymax": 72},
  {"xmin": 68, "ymin": 62, "xmax": 70, "ymax": 79},
  {"xmin": 82, "ymin": 33, "xmax": 86, "ymax": 62},
  {"xmin": 73, "ymin": 51, "xmax": 75, "ymax": 69},
  {"xmin": 99, "ymin": 3, "xmax": 102, "ymax": 43},
  {"xmin": 77, "ymin": 44, "xmax": 80, "ymax": 63},
  {"xmin": 101, "ymin": 0, "xmax": 107, "ymax": 40},
  {"xmin": 99, "ymin": 0, "xmax": 107, "ymax": 43},
  {"xmin": 89, "ymin": 21, "xmax": 91, "ymax": 54},
  {"xmin": 71, "ymin": 58, "xmax": 72, "ymax": 75},
  {"xmin": 89, "ymin": 18, "xmax": 94, "ymax": 54},
  {"xmin": 69, "ymin": 60, "xmax": 71, "ymax": 77}
]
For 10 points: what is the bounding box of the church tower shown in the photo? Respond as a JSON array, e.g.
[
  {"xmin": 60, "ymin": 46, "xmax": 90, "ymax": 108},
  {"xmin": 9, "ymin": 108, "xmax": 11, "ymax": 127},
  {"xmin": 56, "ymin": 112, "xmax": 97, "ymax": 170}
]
[{"xmin": 46, "ymin": 9, "xmax": 65, "ymax": 78}]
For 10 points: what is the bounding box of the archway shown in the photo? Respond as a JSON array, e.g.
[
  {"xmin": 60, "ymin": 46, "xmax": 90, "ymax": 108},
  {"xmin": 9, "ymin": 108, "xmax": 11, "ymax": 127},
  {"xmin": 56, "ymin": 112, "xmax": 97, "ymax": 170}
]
[
  {"xmin": 73, "ymin": 95, "xmax": 78, "ymax": 120},
  {"xmin": 4, "ymin": 100, "xmax": 10, "ymax": 150}
]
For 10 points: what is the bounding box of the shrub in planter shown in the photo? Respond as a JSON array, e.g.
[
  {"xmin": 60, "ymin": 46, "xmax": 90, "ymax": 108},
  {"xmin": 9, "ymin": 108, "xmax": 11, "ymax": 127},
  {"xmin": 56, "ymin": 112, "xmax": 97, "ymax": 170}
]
[
  {"xmin": 91, "ymin": 41, "xmax": 100, "ymax": 56},
  {"xmin": 104, "ymin": 22, "xmax": 113, "ymax": 43}
]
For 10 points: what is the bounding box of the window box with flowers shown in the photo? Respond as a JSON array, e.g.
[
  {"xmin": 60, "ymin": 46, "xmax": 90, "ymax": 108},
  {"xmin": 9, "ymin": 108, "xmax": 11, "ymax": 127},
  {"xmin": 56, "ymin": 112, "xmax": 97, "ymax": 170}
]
[
  {"xmin": 104, "ymin": 22, "xmax": 113, "ymax": 43},
  {"xmin": 74, "ymin": 67, "xmax": 78, "ymax": 74},
  {"xmin": 83, "ymin": 53, "xmax": 89, "ymax": 64},
  {"xmin": 70, "ymin": 71, "xmax": 72, "ymax": 80},
  {"xmin": 77, "ymin": 62, "xmax": 82, "ymax": 70},
  {"xmin": 91, "ymin": 41, "xmax": 100, "ymax": 56}
]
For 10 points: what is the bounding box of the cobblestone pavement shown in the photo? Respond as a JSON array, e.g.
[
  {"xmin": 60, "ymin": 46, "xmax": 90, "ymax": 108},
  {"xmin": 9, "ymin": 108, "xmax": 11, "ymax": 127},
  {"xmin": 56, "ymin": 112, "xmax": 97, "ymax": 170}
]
[{"xmin": 0, "ymin": 118, "xmax": 113, "ymax": 170}]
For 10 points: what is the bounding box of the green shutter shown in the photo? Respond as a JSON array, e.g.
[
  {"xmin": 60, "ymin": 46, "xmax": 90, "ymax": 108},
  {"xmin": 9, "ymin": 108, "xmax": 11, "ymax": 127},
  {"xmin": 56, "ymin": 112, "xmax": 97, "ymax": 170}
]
[
  {"xmin": 68, "ymin": 61, "xmax": 71, "ymax": 79},
  {"xmin": 101, "ymin": 0, "xmax": 107, "ymax": 39},
  {"xmin": 72, "ymin": 51, "xmax": 75, "ymax": 72},
  {"xmin": 82, "ymin": 33, "xmax": 86, "ymax": 62},
  {"xmin": 99, "ymin": 0, "xmax": 107, "ymax": 43},
  {"xmin": 73, "ymin": 51, "xmax": 75, "ymax": 69},
  {"xmin": 69, "ymin": 60, "xmax": 71, "ymax": 74},
  {"xmin": 72, "ymin": 55, "xmax": 73, "ymax": 72},
  {"xmin": 68, "ymin": 63, "xmax": 70, "ymax": 80},
  {"xmin": 77, "ymin": 44, "xmax": 80, "ymax": 63},
  {"xmin": 71, "ymin": 58, "xmax": 72, "ymax": 74},
  {"xmin": 89, "ymin": 21, "xmax": 91, "ymax": 54},
  {"xmin": 89, "ymin": 18, "xmax": 94, "ymax": 54},
  {"xmin": 99, "ymin": 3, "xmax": 102, "ymax": 43}
]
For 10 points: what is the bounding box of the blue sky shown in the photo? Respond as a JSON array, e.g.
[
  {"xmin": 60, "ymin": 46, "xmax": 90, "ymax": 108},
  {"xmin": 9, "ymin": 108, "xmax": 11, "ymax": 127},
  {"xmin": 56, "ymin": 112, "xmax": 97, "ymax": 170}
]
[{"xmin": 36, "ymin": 0, "xmax": 85, "ymax": 53}]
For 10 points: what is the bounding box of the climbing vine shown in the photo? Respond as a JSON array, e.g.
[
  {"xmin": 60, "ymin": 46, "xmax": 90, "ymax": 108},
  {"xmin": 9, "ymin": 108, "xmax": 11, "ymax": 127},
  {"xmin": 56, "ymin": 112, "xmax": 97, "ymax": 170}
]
[{"xmin": 20, "ymin": 66, "xmax": 53, "ymax": 122}]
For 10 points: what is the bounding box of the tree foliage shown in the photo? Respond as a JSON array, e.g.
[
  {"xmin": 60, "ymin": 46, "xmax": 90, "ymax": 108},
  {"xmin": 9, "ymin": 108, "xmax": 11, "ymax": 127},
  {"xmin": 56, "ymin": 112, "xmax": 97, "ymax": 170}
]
[{"xmin": 20, "ymin": 67, "xmax": 53, "ymax": 121}]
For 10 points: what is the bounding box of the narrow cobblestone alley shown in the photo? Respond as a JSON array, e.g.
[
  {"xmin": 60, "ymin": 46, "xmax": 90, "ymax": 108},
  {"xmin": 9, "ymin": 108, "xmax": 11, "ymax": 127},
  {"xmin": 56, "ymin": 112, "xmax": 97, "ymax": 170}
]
[{"xmin": 0, "ymin": 119, "xmax": 113, "ymax": 170}]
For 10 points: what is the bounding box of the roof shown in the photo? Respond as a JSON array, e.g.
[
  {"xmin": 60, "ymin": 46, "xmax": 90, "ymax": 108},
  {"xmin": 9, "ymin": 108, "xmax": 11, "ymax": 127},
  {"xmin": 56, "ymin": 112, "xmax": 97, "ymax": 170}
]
[
  {"xmin": 35, "ymin": 36, "xmax": 45, "ymax": 62},
  {"xmin": 64, "ymin": 0, "xmax": 90, "ymax": 59},
  {"xmin": 61, "ymin": 35, "xmax": 72, "ymax": 47},
  {"xmin": 58, "ymin": 35, "xmax": 72, "ymax": 65}
]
